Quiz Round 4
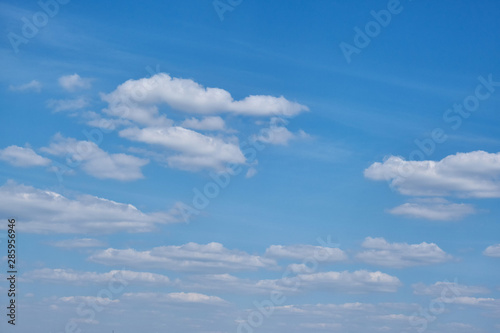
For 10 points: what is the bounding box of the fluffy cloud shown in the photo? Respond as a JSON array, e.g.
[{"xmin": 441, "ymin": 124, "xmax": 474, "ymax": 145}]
[
  {"xmin": 122, "ymin": 292, "xmax": 227, "ymax": 305},
  {"xmin": 388, "ymin": 198, "xmax": 476, "ymax": 221},
  {"xmin": 50, "ymin": 238, "xmax": 106, "ymax": 248},
  {"xmin": 119, "ymin": 126, "xmax": 244, "ymax": 172},
  {"xmin": 364, "ymin": 151, "xmax": 500, "ymax": 198},
  {"xmin": 181, "ymin": 116, "xmax": 225, "ymax": 131},
  {"xmin": 483, "ymin": 244, "xmax": 500, "ymax": 257},
  {"xmin": 265, "ymin": 244, "xmax": 347, "ymax": 262},
  {"xmin": 59, "ymin": 73, "xmax": 92, "ymax": 91},
  {"xmin": 0, "ymin": 145, "xmax": 51, "ymax": 167},
  {"xmin": 47, "ymin": 97, "xmax": 89, "ymax": 112},
  {"xmin": 23, "ymin": 268, "xmax": 170, "ymax": 285},
  {"xmin": 0, "ymin": 181, "xmax": 177, "ymax": 234},
  {"xmin": 412, "ymin": 281, "xmax": 489, "ymax": 296},
  {"xmin": 102, "ymin": 73, "xmax": 308, "ymax": 119},
  {"xmin": 89, "ymin": 242, "xmax": 276, "ymax": 272},
  {"xmin": 42, "ymin": 134, "xmax": 148, "ymax": 180},
  {"xmin": 8, "ymin": 80, "xmax": 42, "ymax": 92},
  {"xmin": 356, "ymin": 237, "xmax": 453, "ymax": 268}
]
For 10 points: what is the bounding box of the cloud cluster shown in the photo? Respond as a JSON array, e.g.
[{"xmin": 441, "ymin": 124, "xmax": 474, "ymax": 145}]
[{"xmin": 356, "ymin": 237, "xmax": 453, "ymax": 268}]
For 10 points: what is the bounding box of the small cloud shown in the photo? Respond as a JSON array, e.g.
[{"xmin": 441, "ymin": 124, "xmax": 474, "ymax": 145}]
[
  {"xmin": 50, "ymin": 238, "xmax": 106, "ymax": 249},
  {"xmin": 59, "ymin": 73, "xmax": 92, "ymax": 92},
  {"xmin": 388, "ymin": 198, "xmax": 476, "ymax": 221},
  {"xmin": 47, "ymin": 97, "xmax": 88, "ymax": 112},
  {"xmin": 245, "ymin": 167, "xmax": 257, "ymax": 178},
  {"xmin": 0, "ymin": 145, "xmax": 51, "ymax": 167},
  {"xmin": 483, "ymin": 244, "xmax": 500, "ymax": 258},
  {"xmin": 9, "ymin": 80, "xmax": 42, "ymax": 93},
  {"xmin": 181, "ymin": 116, "xmax": 226, "ymax": 131}
]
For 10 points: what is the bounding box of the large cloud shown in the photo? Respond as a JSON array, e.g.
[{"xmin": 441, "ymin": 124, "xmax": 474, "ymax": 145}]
[
  {"xmin": 42, "ymin": 134, "xmax": 148, "ymax": 180},
  {"xmin": 356, "ymin": 237, "xmax": 453, "ymax": 268},
  {"xmin": 364, "ymin": 151, "xmax": 500, "ymax": 198},
  {"xmin": 101, "ymin": 73, "xmax": 308, "ymax": 121},
  {"xmin": 0, "ymin": 181, "xmax": 177, "ymax": 234},
  {"xmin": 89, "ymin": 242, "xmax": 277, "ymax": 272},
  {"xmin": 119, "ymin": 126, "xmax": 245, "ymax": 172}
]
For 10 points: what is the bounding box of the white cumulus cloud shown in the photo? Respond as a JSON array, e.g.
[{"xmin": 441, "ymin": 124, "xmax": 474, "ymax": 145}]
[
  {"xmin": 364, "ymin": 151, "xmax": 500, "ymax": 198},
  {"xmin": 0, "ymin": 181, "xmax": 177, "ymax": 234},
  {"xmin": 356, "ymin": 237, "xmax": 453, "ymax": 268}
]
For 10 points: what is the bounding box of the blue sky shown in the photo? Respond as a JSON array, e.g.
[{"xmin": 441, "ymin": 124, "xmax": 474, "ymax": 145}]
[{"xmin": 1, "ymin": 0, "xmax": 500, "ymax": 332}]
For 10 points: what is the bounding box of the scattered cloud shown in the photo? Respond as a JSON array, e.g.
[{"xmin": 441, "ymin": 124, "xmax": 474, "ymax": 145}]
[
  {"xmin": 412, "ymin": 281, "xmax": 490, "ymax": 296},
  {"xmin": 293, "ymin": 270, "xmax": 401, "ymax": 293},
  {"xmin": 181, "ymin": 116, "xmax": 226, "ymax": 131},
  {"xmin": 356, "ymin": 237, "xmax": 453, "ymax": 268},
  {"xmin": 8, "ymin": 80, "xmax": 42, "ymax": 93},
  {"xmin": 42, "ymin": 134, "xmax": 148, "ymax": 180},
  {"xmin": 59, "ymin": 73, "xmax": 92, "ymax": 92},
  {"xmin": 49, "ymin": 238, "xmax": 106, "ymax": 248},
  {"xmin": 365, "ymin": 151, "xmax": 500, "ymax": 198},
  {"xmin": 89, "ymin": 242, "xmax": 276, "ymax": 272},
  {"xmin": 47, "ymin": 97, "xmax": 89, "ymax": 112},
  {"xmin": 265, "ymin": 244, "xmax": 347, "ymax": 262},
  {"xmin": 119, "ymin": 126, "xmax": 244, "ymax": 172},
  {"xmin": 23, "ymin": 268, "xmax": 170, "ymax": 285},
  {"xmin": 0, "ymin": 181, "xmax": 177, "ymax": 234},
  {"xmin": 388, "ymin": 198, "xmax": 476, "ymax": 221},
  {"xmin": 0, "ymin": 145, "xmax": 51, "ymax": 167},
  {"xmin": 483, "ymin": 244, "xmax": 500, "ymax": 257}
]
